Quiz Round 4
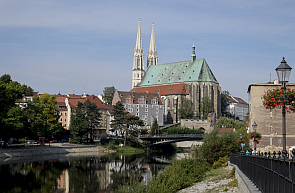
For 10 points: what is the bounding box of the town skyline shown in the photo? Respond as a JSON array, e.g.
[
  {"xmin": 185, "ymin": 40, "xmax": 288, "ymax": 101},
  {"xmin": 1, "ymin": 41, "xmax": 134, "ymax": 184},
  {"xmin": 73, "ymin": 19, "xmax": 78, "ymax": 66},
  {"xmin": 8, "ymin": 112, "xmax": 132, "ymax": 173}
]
[{"xmin": 1, "ymin": 1, "xmax": 295, "ymax": 101}]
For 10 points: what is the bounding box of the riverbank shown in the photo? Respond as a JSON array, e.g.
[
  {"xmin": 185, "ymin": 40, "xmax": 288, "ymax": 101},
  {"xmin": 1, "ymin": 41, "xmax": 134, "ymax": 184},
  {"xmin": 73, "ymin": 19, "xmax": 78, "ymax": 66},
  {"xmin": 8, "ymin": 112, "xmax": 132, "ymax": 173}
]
[{"xmin": 0, "ymin": 143, "xmax": 114, "ymax": 164}]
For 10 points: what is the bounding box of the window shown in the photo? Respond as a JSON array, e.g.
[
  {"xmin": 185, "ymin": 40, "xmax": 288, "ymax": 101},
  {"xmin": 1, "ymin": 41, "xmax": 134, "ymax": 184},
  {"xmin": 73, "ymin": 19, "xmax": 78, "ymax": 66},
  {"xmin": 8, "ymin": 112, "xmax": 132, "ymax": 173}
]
[
  {"xmin": 64, "ymin": 124, "xmax": 66, "ymax": 127},
  {"xmin": 145, "ymin": 109, "xmax": 148, "ymax": 112},
  {"xmin": 137, "ymin": 59, "xmax": 140, "ymax": 67},
  {"xmin": 136, "ymin": 113, "xmax": 139, "ymax": 116},
  {"xmin": 65, "ymin": 113, "xmax": 67, "ymax": 116},
  {"xmin": 60, "ymin": 118, "xmax": 62, "ymax": 121},
  {"xmin": 60, "ymin": 112, "xmax": 63, "ymax": 115},
  {"xmin": 65, "ymin": 118, "xmax": 67, "ymax": 122}
]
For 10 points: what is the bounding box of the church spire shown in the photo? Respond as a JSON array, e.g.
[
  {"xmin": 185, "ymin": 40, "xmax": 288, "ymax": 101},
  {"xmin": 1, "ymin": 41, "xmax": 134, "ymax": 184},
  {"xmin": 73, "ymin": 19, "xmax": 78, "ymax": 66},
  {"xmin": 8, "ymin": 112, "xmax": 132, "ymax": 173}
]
[
  {"xmin": 132, "ymin": 18, "xmax": 145, "ymax": 88},
  {"xmin": 191, "ymin": 40, "xmax": 196, "ymax": 62},
  {"xmin": 147, "ymin": 21, "xmax": 158, "ymax": 69}
]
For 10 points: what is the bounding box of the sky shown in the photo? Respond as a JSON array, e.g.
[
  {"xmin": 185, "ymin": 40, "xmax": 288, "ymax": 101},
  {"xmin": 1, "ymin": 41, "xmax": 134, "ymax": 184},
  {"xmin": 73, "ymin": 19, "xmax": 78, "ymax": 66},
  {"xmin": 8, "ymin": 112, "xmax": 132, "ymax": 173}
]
[{"xmin": 1, "ymin": 1, "xmax": 295, "ymax": 102}]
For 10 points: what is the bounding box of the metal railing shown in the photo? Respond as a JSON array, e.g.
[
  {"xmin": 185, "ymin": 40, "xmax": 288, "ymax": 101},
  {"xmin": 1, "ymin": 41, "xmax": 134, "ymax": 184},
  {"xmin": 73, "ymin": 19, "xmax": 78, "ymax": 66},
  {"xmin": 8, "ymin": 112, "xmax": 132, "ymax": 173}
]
[
  {"xmin": 139, "ymin": 134, "xmax": 204, "ymax": 138},
  {"xmin": 230, "ymin": 152, "xmax": 295, "ymax": 193}
]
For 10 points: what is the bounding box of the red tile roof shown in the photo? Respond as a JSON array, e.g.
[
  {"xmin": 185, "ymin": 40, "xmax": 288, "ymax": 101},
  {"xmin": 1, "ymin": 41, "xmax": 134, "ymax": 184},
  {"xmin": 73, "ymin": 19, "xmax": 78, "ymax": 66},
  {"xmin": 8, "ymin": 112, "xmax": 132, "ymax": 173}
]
[
  {"xmin": 130, "ymin": 83, "xmax": 189, "ymax": 96},
  {"xmin": 68, "ymin": 95, "xmax": 108, "ymax": 110}
]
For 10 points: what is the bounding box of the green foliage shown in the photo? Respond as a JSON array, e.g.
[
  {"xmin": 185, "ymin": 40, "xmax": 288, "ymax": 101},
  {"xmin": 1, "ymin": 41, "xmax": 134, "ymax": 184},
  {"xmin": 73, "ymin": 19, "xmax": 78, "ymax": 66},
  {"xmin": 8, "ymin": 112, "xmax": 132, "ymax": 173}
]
[
  {"xmin": 115, "ymin": 179, "xmax": 147, "ymax": 193},
  {"xmin": 165, "ymin": 126, "xmax": 204, "ymax": 134},
  {"xmin": 178, "ymin": 98, "xmax": 194, "ymax": 119},
  {"xmin": 150, "ymin": 119, "xmax": 159, "ymax": 135},
  {"xmin": 147, "ymin": 156, "xmax": 209, "ymax": 193},
  {"xmin": 0, "ymin": 74, "xmax": 27, "ymax": 141},
  {"xmin": 102, "ymin": 86, "xmax": 116, "ymax": 105},
  {"xmin": 200, "ymin": 97, "xmax": 212, "ymax": 119},
  {"xmin": 201, "ymin": 129, "xmax": 240, "ymax": 165},
  {"xmin": 70, "ymin": 99, "xmax": 101, "ymax": 143},
  {"xmin": 214, "ymin": 117, "xmax": 245, "ymax": 130},
  {"xmin": 111, "ymin": 101, "xmax": 143, "ymax": 146},
  {"xmin": 212, "ymin": 156, "xmax": 229, "ymax": 169},
  {"xmin": 26, "ymin": 94, "xmax": 63, "ymax": 140},
  {"xmin": 221, "ymin": 90, "xmax": 231, "ymax": 117}
]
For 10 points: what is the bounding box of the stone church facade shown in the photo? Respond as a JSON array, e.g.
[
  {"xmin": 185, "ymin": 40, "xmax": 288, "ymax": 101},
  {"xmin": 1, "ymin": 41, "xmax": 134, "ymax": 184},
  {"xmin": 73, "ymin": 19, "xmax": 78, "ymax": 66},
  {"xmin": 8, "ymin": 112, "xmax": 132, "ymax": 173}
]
[{"xmin": 131, "ymin": 18, "xmax": 221, "ymax": 124}]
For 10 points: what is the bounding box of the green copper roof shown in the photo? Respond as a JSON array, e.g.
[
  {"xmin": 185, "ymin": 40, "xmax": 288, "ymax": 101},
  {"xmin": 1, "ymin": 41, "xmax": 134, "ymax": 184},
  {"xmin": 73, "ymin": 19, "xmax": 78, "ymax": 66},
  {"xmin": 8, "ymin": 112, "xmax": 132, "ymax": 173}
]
[{"xmin": 138, "ymin": 58, "xmax": 218, "ymax": 86}]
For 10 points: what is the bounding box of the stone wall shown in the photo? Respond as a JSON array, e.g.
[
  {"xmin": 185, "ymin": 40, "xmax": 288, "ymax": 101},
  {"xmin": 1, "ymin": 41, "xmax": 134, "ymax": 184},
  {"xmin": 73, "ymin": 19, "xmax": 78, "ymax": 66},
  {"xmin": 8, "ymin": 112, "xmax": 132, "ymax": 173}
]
[{"xmin": 181, "ymin": 119, "xmax": 213, "ymax": 133}]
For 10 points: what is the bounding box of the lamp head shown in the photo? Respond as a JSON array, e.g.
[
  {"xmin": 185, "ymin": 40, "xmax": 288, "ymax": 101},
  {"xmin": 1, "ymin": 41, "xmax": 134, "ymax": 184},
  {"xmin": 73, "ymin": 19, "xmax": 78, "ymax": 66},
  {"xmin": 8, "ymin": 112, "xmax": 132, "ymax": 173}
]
[{"xmin": 276, "ymin": 57, "xmax": 292, "ymax": 84}]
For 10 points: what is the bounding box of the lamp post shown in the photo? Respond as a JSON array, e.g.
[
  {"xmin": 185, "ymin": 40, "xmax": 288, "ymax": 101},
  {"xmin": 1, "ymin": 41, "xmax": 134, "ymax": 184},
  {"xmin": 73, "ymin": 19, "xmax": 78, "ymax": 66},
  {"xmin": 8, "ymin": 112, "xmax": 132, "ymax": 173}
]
[
  {"xmin": 252, "ymin": 121, "xmax": 258, "ymax": 155},
  {"xmin": 240, "ymin": 133, "xmax": 243, "ymax": 152},
  {"xmin": 276, "ymin": 57, "xmax": 292, "ymax": 157}
]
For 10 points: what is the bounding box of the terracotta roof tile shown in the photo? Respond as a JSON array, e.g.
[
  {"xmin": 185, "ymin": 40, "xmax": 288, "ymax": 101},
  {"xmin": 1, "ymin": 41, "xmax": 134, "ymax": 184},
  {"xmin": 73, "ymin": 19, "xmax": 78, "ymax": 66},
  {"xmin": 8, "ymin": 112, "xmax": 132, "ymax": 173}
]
[{"xmin": 130, "ymin": 83, "xmax": 188, "ymax": 96}]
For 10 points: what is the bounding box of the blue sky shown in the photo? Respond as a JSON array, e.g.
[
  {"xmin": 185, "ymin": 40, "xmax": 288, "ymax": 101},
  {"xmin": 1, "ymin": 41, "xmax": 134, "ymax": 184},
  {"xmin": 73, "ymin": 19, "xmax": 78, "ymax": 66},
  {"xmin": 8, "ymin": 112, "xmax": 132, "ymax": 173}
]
[{"xmin": 1, "ymin": 0, "xmax": 295, "ymax": 101}]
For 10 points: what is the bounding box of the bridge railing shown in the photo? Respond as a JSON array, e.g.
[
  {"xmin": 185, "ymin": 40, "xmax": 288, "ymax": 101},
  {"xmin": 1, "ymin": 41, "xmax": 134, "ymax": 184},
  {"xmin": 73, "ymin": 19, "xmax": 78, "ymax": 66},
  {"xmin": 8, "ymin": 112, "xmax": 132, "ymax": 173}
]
[
  {"xmin": 230, "ymin": 152, "xmax": 295, "ymax": 193},
  {"xmin": 139, "ymin": 134, "xmax": 204, "ymax": 138}
]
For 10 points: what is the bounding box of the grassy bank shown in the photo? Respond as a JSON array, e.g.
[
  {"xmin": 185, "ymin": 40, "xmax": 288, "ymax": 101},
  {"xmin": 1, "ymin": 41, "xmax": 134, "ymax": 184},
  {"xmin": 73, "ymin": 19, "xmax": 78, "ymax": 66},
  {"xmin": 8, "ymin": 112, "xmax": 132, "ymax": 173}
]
[{"xmin": 104, "ymin": 145, "xmax": 146, "ymax": 154}]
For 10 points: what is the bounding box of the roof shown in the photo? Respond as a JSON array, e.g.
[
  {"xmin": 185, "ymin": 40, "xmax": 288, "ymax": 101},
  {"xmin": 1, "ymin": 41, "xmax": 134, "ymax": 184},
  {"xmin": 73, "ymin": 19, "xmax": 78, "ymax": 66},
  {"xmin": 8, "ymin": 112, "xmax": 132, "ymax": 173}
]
[
  {"xmin": 68, "ymin": 95, "xmax": 108, "ymax": 110},
  {"xmin": 115, "ymin": 90, "xmax": 163, "ymax": 105},
  {"xmin": 130, "ymin": 83, "xmax": 189, "ymax": 96},
  {"xmin": 138, "ymin": 58, "xmax": 218, "ymax": 87},
  {"xmin": 229, "ymin": 96, "xmax": 248, "ymax": 105}
]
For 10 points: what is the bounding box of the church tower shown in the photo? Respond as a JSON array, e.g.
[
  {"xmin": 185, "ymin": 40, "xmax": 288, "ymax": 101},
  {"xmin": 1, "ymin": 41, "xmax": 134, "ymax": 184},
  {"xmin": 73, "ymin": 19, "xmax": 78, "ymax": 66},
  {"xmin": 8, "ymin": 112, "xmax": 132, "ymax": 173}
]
[
  {"xmin": 132, "ymin": 18, "xmax": 145, "ymax": 89},
  {"xmin": 147, "ymin": 21, "xmax": 158, "ymax": 69}
]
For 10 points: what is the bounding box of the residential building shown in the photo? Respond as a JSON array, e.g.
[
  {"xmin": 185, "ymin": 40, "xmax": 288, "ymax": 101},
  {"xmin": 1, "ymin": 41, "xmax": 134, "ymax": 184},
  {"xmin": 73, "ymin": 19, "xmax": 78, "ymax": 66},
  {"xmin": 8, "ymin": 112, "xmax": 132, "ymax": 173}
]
[
  {"xmin": 112, "ymin": 90, "xmax": 164, "ymax": 127},
  {"xmin": 56, "ymin": 94, "xmax": 110, "ymax": 139},
  {"xmin": 247, "ymin": 81, "xmax": 295, "ymax": 151},
  {"xmin": 227, "ymin": 96, "xmax": 249, "ymax": 121}
]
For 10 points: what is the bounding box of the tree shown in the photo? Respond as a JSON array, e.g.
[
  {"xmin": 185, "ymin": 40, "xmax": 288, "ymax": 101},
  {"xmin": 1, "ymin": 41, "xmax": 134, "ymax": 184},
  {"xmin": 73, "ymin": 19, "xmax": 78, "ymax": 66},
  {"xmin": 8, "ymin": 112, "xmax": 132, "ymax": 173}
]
[
  {"xmin": 70, "ymin": 99, "xmax": 102, "ymax": 143},
  {"xmin": 25, "ymin": 86, "xmax": 34, "ymax": 96},
  {"xmin": 178, "ymin": 98, "xmax": 194, "ymax": 119},
  {"xmin": 111, "ymin": 101, "xmax": 143, "ymax": 146},
  {"xmin": 102, "ymin": 86, "xmax": 116, "ymax": 105},
  {"xmin": 201, "ymin": 129, "xmax": 240, "ymax": 164},
  {"xmin": 214, "ymin": 117, "xmax": 246, "ymax": 130},
  {"xmin": 26, "ymin": 94, "xmax": 64, "ymax": 140},
  {"xmin": 70, "ymin": 104, "xmax": 89, "ymax": 143},
  {"xmin": 200, "ymin": 97, "xmax": 212, "ymax": 119},
  {"xmin": 0, "ymin": 74, "xmax": 27, "ymax": 141},
  {"xmin": 150, "ymin": 119, "xmax": 158, "ymax": 135},
  {"xmin": 221, "ymin": 90, "xmax": 231, "ymax": 117}
]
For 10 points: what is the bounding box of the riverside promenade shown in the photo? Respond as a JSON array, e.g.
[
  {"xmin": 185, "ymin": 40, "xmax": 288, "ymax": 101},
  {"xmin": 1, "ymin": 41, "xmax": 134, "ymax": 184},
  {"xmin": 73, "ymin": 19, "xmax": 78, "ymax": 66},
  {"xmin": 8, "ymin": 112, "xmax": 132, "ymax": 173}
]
[{"xmin": 0, "ymin": 143, "xmax": 113, "ymax": 164}]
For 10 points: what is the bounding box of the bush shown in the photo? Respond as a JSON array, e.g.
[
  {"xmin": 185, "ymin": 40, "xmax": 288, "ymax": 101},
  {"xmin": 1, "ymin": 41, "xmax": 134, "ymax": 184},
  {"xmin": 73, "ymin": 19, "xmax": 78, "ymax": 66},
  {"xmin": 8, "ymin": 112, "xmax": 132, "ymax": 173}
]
[
  {"xmin": 147, "ymin": 155, "xmax": 209, "ymax": 193},
  {"xmin": 212, "ymin": 156, "xmax": 229, "ymax": 169},
  {"xmin": 201, "ymin": 129, "xmax": 240, "ymax": 165},
  {"xmin": 166, "ymin": 126, "xmax": 204, "ymax": 135}
]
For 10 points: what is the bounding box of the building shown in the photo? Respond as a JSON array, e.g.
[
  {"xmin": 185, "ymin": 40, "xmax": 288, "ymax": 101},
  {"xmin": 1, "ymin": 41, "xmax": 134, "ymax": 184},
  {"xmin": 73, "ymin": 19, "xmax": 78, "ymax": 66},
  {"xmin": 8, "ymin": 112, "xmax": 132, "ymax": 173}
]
[
  {"xmin": 112, "ymin": 90, "xmax": 164, "ymax": 127},
  {"xmin": 227, "ymin": 96, "xmax": 249, "ymax": 121},
  {"xmin": 55, "ymin": 94, "xmax": 110, "ymax": 139},
  {"xmin": 130, "ymin": 19, "xmax": 221, "ymax": 124},
  {"xmin": 247, "ymin": 81, "xmax": 295, "ymax": 151}
]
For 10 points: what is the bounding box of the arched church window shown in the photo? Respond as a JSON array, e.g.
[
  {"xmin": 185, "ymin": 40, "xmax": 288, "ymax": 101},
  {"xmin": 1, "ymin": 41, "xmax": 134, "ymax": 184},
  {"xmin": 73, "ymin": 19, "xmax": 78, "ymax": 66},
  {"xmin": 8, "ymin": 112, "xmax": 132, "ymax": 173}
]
[{"xmin": 137, "ymin": 59, "xmax": 140, "ymax": 68}]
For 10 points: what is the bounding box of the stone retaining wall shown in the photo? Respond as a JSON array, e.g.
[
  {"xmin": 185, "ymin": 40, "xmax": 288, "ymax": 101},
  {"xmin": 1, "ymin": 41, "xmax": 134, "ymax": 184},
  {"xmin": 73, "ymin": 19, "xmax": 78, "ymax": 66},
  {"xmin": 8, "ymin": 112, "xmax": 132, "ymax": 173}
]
[
  {"xmin": 0, "ymin": 145, "xmax": 114, "ymax": 164},
  {"xmin": 228, "ymin": 162, "xmax": 261, "ymax": 193}
]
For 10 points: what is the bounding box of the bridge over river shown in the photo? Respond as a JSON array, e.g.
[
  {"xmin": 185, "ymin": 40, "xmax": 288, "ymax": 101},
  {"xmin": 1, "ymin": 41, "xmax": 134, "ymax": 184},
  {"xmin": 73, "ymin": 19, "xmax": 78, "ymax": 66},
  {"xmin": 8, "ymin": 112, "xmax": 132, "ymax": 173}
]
[{"xmin": 139, "ymin": 134, "xmax": 204, "ymax": 146}]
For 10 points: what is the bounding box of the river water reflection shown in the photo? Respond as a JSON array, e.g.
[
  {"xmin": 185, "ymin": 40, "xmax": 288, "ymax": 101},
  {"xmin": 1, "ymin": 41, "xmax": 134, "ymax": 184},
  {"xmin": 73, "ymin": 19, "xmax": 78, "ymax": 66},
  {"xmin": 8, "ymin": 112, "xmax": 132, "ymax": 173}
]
[{"xmin": 0, "ymin": 153, "xmax": 174, "ymax": 192}]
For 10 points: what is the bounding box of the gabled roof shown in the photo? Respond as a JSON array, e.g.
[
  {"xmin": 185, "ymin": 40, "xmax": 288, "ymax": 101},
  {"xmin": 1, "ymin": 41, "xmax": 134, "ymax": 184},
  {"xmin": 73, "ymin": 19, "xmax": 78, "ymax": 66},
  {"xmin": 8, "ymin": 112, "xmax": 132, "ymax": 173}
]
[
  {"xmin": 229, "ymin": 96, "xmax": 248, "ymax": 105},
  {"xmin": 68, "ymin": 95, "xmax": 108, "ymax": 110},
  {"xmin": 138, "ymin": 58, "xmax": 218, "ymax": 87},
  {"xmin": 130, "ymin": 83, "xmax": 189, "ymax": 96},
  {"xmin": 114, "ymin": 90, "xmax": 163, "ymax": 105}
]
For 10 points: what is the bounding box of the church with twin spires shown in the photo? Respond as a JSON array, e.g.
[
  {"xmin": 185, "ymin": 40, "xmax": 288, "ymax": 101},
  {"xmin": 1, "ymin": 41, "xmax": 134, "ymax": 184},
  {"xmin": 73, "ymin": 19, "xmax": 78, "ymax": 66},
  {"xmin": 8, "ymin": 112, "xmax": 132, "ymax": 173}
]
[{"xmin": 131, "ymin": 18, "xmax": 221, "ymax": 124}]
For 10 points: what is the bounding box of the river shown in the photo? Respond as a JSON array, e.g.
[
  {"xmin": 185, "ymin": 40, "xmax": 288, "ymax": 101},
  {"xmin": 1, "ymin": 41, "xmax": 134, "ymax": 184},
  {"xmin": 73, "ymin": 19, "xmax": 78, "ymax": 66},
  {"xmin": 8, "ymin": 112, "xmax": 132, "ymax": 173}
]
[{"xmin": 0, "ymin": 153, "xmax": 180, "ymax": 193}]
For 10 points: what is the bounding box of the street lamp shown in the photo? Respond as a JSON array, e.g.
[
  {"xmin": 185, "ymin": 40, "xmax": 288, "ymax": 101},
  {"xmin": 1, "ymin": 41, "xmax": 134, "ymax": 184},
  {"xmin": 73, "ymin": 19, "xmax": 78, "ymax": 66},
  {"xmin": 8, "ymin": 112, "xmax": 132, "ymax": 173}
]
[
  {"xmin": 240, "ymin": 133, "xmax": 243, "ymax": 153},
  {"xmin": 252, "ymin": 121, "xmax": 258, "ymax": 155},
  {"xmin": 276, "ymin": 57, "xmax": 292, "ymax": 157}
]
